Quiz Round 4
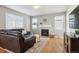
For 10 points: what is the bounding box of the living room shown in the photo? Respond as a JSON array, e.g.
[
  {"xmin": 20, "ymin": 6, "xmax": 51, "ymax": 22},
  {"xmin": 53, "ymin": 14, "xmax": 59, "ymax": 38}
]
[{"xmin": 0, "ymin": 5, "xmax": 78, "ymax": 53}]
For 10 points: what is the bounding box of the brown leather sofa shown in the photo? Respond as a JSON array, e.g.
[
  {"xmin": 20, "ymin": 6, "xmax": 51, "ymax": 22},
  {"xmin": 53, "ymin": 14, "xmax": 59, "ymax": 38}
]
[{"xmin": 0, "ymin": 29, "xmax": 36, "ymax": 53}]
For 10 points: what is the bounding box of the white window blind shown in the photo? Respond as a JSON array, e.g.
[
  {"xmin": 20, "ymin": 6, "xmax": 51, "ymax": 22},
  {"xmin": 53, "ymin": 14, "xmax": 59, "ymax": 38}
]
[
  {"xmin": 6, "ymin": 13, "xmax": 24, "ymax": 29},
  {"xmin": 55, "ymin": 15, "xmax": 64, "ymax": 30}
]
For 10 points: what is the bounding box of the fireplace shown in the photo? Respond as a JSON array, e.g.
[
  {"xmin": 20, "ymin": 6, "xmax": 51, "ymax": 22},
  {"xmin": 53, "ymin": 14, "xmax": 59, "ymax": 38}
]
[{"xmin": 41, "ymin": 29, "xmax": 49, "ymax": 36}]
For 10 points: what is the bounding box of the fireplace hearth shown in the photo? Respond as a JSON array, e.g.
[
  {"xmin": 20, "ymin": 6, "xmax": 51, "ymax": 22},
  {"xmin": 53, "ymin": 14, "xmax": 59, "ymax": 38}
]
[{"xmin": 41, "ymin": 29, "xmax": 49, "ymax": 36}]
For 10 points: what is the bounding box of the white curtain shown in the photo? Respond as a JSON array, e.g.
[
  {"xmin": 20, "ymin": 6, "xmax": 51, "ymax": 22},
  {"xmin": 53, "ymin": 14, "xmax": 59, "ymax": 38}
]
[{"xmin": 6, "ymin": 13, "xmax": 24, "ymax": 29}]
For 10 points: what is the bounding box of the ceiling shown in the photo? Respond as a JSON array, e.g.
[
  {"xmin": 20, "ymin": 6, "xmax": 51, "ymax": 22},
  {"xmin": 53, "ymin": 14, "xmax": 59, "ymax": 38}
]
[{"xmin": 4, "ymin": 5, "xmax": 70, "ymax": 16}]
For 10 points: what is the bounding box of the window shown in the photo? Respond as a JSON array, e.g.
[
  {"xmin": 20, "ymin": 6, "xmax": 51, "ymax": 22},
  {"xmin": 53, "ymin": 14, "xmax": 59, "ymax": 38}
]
[
  {"xmin": 32, "ymin": 18, "xmax": 37, "ymax": 29},
  {"xmin": 69, "ymin": 14, "xmax": 75, "ymax": 28},
  {"xmin": 55, "ymin": 15, "xmax": 64, "ymax": 30},
  {"xmin": 6, "ymin": 13, "xmax": 24, "ymax": 29}
]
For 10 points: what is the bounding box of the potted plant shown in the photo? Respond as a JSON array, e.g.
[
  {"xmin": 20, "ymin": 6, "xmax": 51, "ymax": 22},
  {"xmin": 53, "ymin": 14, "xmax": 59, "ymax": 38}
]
[{"xmin": 75, "ymin": 29, "xmax": 79, "ymax": 37}]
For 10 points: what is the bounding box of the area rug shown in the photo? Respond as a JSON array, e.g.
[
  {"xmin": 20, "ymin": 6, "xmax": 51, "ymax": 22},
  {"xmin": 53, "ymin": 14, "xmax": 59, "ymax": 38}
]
[{"xmin": 26, "ymin": 37, "xmax": 48, "ymax": 53}]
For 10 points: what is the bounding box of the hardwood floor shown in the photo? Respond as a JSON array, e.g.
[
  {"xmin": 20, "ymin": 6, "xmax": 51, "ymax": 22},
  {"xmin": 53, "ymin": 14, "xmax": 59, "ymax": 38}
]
[
  {"xmin": 0, "ymin": 47, "xmax": 8, "ymax": 53},
  {"xmin": 41, "ymin": 36, "xmax": 65, "ymax": 53}
]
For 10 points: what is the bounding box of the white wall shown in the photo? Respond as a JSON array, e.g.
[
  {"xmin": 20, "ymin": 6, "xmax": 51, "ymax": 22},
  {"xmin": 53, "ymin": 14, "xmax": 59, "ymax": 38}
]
[
  {"xmin": 24, "ymin": 16, "xmax": 31, "ymax": 31},
  {"xmin": 66, "ymin": 5, "xmax": 77, "ymax": 33},
  {"xmin": 0, "ymin": 6, "xmax": 31, "ymax": 31},
  {"xmin": 31, "ymin": 12, "xmax": 66, "ymax": 36}
]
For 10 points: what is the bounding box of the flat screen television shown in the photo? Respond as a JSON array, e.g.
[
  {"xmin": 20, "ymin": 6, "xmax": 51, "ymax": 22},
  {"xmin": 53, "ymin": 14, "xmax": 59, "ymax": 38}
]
[{"xmin": 69, "ymin": 6, "xmax": 79, "ymax": 29}]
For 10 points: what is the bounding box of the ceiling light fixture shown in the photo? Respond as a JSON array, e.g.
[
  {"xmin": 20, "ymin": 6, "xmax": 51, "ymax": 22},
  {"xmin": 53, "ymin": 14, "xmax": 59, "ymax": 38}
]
[{"xmin": 33, "ymin": 5, "xmax": 40, "ymax": 9}]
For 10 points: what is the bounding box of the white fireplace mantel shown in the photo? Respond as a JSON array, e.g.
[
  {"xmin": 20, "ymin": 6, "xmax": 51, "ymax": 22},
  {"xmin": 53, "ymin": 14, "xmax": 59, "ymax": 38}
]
[
  {"xmin": 39, "ymin": 25, "xmax": 51, "ymax": 28},
  {"xmin": 39, "ymin": 25, "xmax": 52, "ymax": 37}
]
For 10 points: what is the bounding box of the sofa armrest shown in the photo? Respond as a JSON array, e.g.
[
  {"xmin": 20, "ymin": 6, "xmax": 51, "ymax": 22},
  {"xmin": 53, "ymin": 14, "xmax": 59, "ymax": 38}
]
[
  {"xmin": 23, "ymin": 35, "xmax": 36, "ymax": 51},
  {"xmin": 24, "ymin": 35, "xmax": 36, "ymax": 42}
]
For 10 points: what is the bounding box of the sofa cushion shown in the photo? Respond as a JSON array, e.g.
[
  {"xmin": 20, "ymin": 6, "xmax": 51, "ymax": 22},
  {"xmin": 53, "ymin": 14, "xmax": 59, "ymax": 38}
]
[{"xmin": 7, "ymin": 31, "xmax": 21, "ymax": 36}]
